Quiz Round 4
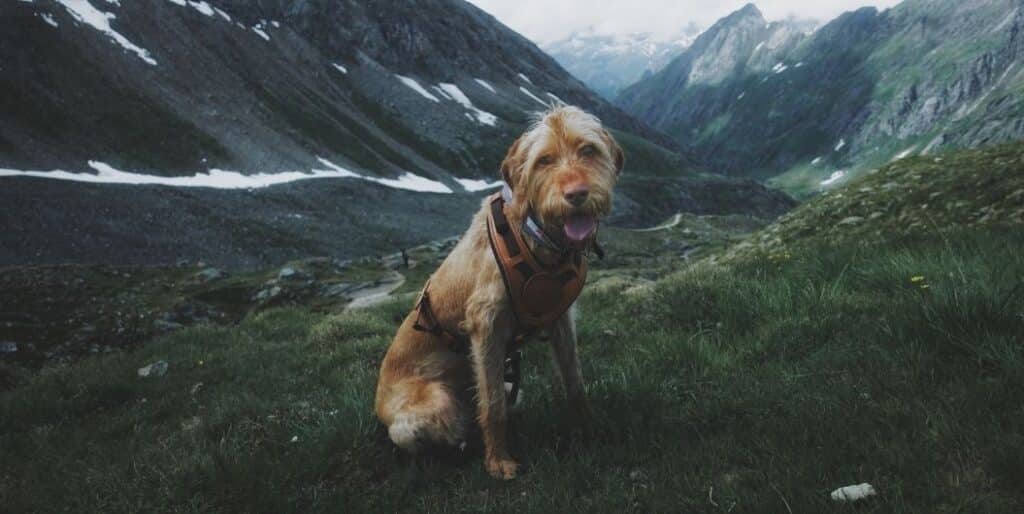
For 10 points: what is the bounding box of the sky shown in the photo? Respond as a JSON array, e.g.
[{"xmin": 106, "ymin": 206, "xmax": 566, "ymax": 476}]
[{"xmin": 465, "ymin": 0, "xmax": 904, "ymax": 44}]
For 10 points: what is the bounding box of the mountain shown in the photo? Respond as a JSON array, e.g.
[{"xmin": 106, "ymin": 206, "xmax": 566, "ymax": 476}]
[
  {"xmin": 0, "ymin": 0, "xmax": 793, "ymax": 268},
  {"xmin": 2, "ymin": 0, "xmax": 675, "ymax": 182},
  {"xmin": 617, "ymin": 0, "xmax": 1024, "ymax": 196},
  {"xmin": 543, "ymin": 26, "xmax": 701, "ymax": 100}
]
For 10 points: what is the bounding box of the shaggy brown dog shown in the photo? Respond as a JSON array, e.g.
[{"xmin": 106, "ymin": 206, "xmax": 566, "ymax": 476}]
[{"xmin": 375, "ymin": 106, "xmax": 623, "ymax": 479}]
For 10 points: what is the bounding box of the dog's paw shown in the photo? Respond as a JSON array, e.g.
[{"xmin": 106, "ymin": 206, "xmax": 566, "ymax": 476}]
[{"xmin": 485, "ymin": 457, "xmax": 519, "ymax": 480}]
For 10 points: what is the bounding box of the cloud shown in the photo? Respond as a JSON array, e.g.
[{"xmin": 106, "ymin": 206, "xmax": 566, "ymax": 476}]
[{"xmin": 466, "ymin": 0, "xmax": 904, "ymax": 44}]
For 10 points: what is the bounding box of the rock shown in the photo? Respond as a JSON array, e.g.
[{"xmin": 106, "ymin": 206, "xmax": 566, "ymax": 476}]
[
  {"xmin": 830, "ymin": 483, "xmax": 877, "ymax": 502},
  {"xmin": 138, "ymin": 360, "xmax": 169, "ymax": 378},
  {"xmin": 195, "ymin": 268, "xmax": 227, "ymax": 283},
  {"xmin": 0, "ymin": 341, "xmax": 17, "ymax": 353},
  {"xmin": 154, "ymin": 320, "xmax": 185, "ymax": 333},
  {"xmin": 278, "ymin": 266, "xmax": 305, "ymax": 281},
  {"xmin": 181, "ymin": 416, "xmax": 201, "ymax": 431},
  {"xmin": 254, "ymin": 286, "xmax": 283, "ymax": 302},
  {"xmin": 321, "ymin": 282, "xmax": 356, "ymax": 299}
]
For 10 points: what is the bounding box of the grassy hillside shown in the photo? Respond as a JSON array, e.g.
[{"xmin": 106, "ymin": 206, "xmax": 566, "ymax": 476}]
[{"xmin": 2, "ymin": 143, "xmax": 1023, "ymax": 512}]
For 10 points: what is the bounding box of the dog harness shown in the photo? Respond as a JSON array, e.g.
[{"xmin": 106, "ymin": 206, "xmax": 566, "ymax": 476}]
[{"xmin": 412, "ymin": 191, "xmax": 591, "ymax": 404}]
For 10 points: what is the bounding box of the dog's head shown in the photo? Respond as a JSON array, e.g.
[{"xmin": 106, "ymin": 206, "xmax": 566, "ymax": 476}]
[{"xmin": 500, "ymin": 106, "xmax": 624, "ymax": 247}]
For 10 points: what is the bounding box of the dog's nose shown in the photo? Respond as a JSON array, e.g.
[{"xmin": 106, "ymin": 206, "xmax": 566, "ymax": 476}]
[{"xmin": 564, "ymin": 184, "xmax": 589, "ymax": 206}]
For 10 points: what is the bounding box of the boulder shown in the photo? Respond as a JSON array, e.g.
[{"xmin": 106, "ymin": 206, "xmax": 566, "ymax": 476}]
[{"xmin": 138, "ymin": 360, "xmax": 169, "ymax": 378}]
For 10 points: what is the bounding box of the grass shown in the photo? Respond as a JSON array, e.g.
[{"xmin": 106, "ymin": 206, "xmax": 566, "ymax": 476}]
[
  {"xmin": 2, "ymin": 224, "xmax": 1022, "ymax": 512},
  {"xmin": 2, "ymin": 143, "xmax": 1023, "ymax": 512}
]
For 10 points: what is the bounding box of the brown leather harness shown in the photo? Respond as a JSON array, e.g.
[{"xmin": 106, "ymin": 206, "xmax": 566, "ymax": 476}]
[{"xmin": 412, "ymin": 192, "xmax": 590, "ymax": 404}]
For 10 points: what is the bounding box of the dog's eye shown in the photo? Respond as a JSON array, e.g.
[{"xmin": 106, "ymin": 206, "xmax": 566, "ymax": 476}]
[
  {"xmin": 536, "ymin": 155, "xmax": 555, "ymax": 167},
  {"xmin": 580, "ymin": 144, "xmax": 598, "ymax": 157}
]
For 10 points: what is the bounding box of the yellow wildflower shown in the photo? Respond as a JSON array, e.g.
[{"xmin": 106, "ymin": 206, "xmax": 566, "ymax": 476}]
[{"xmin": 911, "ymin": 276, "xmax": 926, "ymax": 283}]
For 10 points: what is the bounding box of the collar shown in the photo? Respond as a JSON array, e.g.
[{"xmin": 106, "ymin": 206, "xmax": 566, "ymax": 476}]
[{"xmin": 502, "ymin": 184, "xmax": 573, "ymax": 255}]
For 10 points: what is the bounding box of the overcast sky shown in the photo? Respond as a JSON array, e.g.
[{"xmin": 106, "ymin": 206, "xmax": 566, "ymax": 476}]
[{"xmin": 466, "ymin": 0, "xmax": 904, "ymax": 44}]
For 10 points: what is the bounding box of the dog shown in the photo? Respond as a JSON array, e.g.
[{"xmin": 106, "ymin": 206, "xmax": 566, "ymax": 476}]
[{"xmin": 374, "ymin": 105, "xmax": 623, "ymax": 479}]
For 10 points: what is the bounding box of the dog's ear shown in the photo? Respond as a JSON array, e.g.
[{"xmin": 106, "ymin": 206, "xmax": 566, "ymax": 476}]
[
  {"xmin": 601, "ymin": 129, "xmax": 625, "ymax": 175},
  {"xmin": 500, "ymin": 135, "xmax": 525, "ymax": 190}
]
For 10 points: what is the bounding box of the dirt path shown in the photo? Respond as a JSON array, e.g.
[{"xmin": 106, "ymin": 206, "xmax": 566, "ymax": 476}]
[
  {"xmin": 629, "ymin": 213, "xmax": 683, "ymax": 232},
  {"xmin": 345, "ymin": 271, "xmax": 407, "ymax": 310}
]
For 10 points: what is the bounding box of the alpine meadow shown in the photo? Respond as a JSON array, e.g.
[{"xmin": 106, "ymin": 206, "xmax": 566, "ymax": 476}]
[{"xmin": 1, "ymin": 1, "xmax": 1022, "ymax": 512}]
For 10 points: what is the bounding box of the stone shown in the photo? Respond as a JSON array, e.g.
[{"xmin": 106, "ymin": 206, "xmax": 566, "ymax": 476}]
[
  {"xmin": 254, "ymin": 286, "xmax": 283, "ymax": 302},
  {"xmin": 278, "ymin": 266, "xmax": 304, "ymax": 281},
  {"xmin": 0, "ymin": 341, "xmax": 18, "ymax": 353},
  {"xmin": 138, "ymin": 360, "xmax": 169, "ymax": 378},
  {"xmin": 830, "ymin": 483, "xmax": 877, "ymax": 502},
  {"xmin": 195, "ymin": 268, "xmax": 227, "ymax": 283}
]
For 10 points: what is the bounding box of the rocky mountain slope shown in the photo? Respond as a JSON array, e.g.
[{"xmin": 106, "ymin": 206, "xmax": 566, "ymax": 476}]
[
  {"xmin": 543, "ymin": 27, "xmax": 701, "ymax": 99},
  {"xmin": 3, "ymin": 0, "xmax": 669, "ymax": 181},
  {"xmin": 617, "ymin": 0, "xmax": 1024, "ymax": 195},
  {"xmin": 0, "ymin": 0, "xmax": 794, "ymax": 268}
]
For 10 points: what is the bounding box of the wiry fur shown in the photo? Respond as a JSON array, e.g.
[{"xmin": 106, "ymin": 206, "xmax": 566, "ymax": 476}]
[{"xmin": 374, "ymin": 106, "xmax": 623, "ymax": 479}]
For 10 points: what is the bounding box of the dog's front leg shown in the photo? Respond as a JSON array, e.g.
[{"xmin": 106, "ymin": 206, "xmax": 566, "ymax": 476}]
[
  {"xmin": 549, "ymin": 306, "xmax": 593, "ymax": 431},
  {"xmin": 471, "ymin": 318, "xmax": 519, "ymax": 479}
]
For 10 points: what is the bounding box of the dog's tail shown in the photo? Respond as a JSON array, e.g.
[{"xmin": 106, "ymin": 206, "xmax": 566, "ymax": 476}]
[{"xmin": 383, "ymin": 380, "xmax": 466, "ymax": 452}]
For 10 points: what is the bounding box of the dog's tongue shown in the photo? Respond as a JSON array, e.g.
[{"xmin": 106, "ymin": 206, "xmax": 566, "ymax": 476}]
[{"xmin": 563, "ymin": 214, "xmax": 597, "ymax": 243}]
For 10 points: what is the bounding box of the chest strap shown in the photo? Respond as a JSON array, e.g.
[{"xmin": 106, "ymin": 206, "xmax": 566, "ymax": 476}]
[{"xmin": 485, "ymin": 193, "xmax": 588, "ymax": 332}]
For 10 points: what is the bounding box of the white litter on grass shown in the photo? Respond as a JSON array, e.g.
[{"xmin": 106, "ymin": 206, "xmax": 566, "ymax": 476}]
[
  {"xmin": 830, "ymin": 483, "xmax": 877, "ymax": 502},
  {"xmin": 332, "ymin": 63, "xmax": 348, "ymax": 74},
  {"xmin": 519, "ymin": 87, "xmax": 549, "ymax": 107},
  {"xmin": 40, "ymin": 13, "xmax": 59, "ymax": 27},
  {"xmin": 56, "ymin": 0, "xmax": 157, "ymax": 65},
  {"xmin": 438, "ymin": 83, "xmax": 498, "ymax": 126},
  {"xmin": 474, "ymin": 78, "xmax": 496, "ymax": 94},
  {"xmin": 821, "ymin": 170, "xmax": 846, "ymax": 187},
  {"xmin": 396, "ymin": 75, "xmax": 440, "ymax": 102},
  {"xmin": 0, "ymin": 159, "xmax": 453, "ymax": 194},
  {"xmin": 456, "ymin": 178, "xmax": 502, "ymax": 192},
  {"xmin": 834, "ymin": 138, "xmax": 846, "ymax": 151},
  {"xmin": 517, "ymin": 73, "xmax": 534, "ymax": 85}
]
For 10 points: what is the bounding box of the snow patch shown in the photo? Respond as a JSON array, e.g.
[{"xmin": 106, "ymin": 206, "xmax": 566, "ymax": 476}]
[
  {"xmin": 834, "ymin": 139, "xmax": 846, "ymax": 151},
  {"xmin": 517, "ymin": 73, "xmax": 534, "ymax": 85},
  {"xmin": 332, "ymin": 63, "xmax": 348, "ymax": 74},
  {"xmin": 737, "ymin": 92, "xmax": 746, "ymax": 100},
  {"xmin": 456, "ymin": 178, "xmax": 503, "ymax": 192},
  {"xmin": 39, "ymin": 13, "xmax": 59, "ymax": 27},
  {"xmin": 546, "ymin": 92, "xmax": 567, "ymax": 105},
  {"xmin": 821, "ymin": 170, "xmax": 846, "ymax": 187},
  {"xmin": 892, "ymin": 146, "xmax": 917, "ymax": 161},
  {"xmin": 188, "ymin": 1, "xmax": 215, "ymax": 16},
  {"xmin": 519, "ymin": 87, "xmax": 549, "ymax": 107},
  {"xmin": 56, "ymin": 0, "xmax": 157, "ymax": 65},
  {"xmin": 252, "ymin": 21, "xmax": 270, "ymax": 41},
  {"xmin": 474, "ymin": 78, "xmax": 496, "ymax": 94},
  {"xmin": 438, "ymin": 83, "xmax": 498, "ymax": 126},
  {"xmin": 772, "ymin": 62, "xmax": 789, "ymax": 74},
  {"xmin": 811, "ymin": 157, "xmax": 823, "ymax": 165},
  {"xmin": 753, "ymin": 42, "xmax": 765, "ymax": 52},
  {"xmin": 0, "ymin": 159, "xmax": 454, "ymax": 194},
  {"xmin": 396, "ymin": 75, "xmax": 440, "ymax": 103}
]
